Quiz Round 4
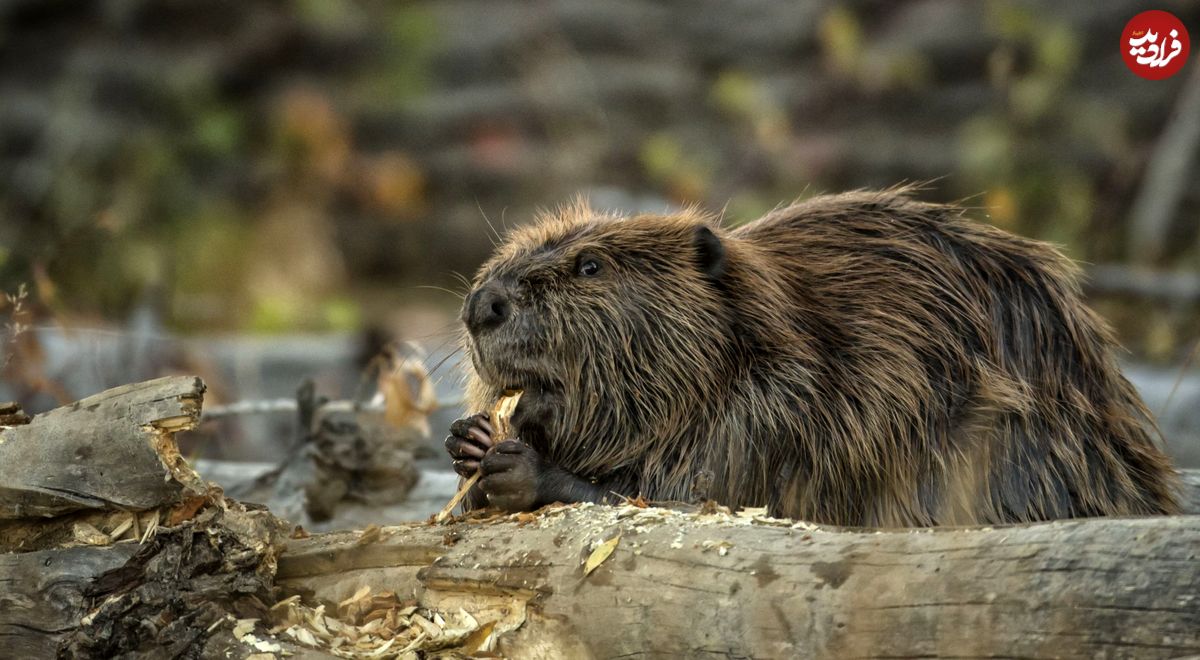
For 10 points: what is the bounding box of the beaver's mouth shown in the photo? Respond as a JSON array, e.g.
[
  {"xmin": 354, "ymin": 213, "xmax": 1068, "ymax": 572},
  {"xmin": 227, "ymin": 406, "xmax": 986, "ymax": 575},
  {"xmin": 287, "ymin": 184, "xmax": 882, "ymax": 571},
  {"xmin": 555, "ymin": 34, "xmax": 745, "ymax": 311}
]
[
  {"xmin": 469, "ymin": 343, "xmax": 558, "ymax": 394},
  {"xmin": 489, "ymin": 369, "xmax": 557, "ymax": 395}
]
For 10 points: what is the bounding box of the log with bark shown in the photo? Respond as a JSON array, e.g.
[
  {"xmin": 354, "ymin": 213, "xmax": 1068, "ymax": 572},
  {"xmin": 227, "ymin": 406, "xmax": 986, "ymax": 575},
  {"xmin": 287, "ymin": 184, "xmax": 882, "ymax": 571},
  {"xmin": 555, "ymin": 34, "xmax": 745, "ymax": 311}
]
[
  {"xmin": 0, "ymin": 376, "xmax": 207, "ymax": 522},
  {"xmin": 3, "ymin": 376, "xmax": 1200, "ymax": 659},
  {"xmin": 276, "ymin": 504, "xmax": 1200, "ymax": 659},
  {"xmin": 0, "ymin": 377, "xmax": 291, "ymax": 658}
]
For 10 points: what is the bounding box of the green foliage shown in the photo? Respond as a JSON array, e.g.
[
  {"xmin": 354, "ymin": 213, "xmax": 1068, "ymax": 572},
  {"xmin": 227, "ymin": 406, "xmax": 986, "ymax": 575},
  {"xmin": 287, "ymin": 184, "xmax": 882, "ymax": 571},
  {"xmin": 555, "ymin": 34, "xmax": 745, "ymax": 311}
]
[
  {"xmin": 639, "ymin": 133, "xmax": 713, "ymax": 202},
  {"xmin": 820, "ymin": 5, "xmax": 864, "ymax": 80},
  {"xmin": 957, "ymin": 1, "xmax": 1108, "ymax": 259},
  {"xmin": 191, "ymin": 107, "xmax": 246, "ymax": 159},
  {"xmin": 818, "ymin": 5, "xmax": 932, "ymax": 93},
  {"xmin": 322, "ymin": 297, "xmax": 362, "ymax": 331},
  {"xmin": 710, "ymin": 71, "xmax": 760, "ymax": 121},
  {"xmin": 352, "ymin": 5, "xmax": 438, "ymax": 108},
  {"xmin": 0, "ymin": 1, "xmax": 439, "ymax": 332}
]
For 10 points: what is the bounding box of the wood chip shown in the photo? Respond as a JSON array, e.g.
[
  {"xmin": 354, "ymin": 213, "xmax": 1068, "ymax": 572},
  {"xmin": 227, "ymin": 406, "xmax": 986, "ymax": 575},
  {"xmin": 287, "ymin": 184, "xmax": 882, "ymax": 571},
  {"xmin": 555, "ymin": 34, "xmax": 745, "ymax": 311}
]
[
  {"xmin": 233, "ymin": 619, "xmax": 258, "ymax": 640},
  {"xmin": 339, "ymin": 585, "xmax": 372, "ymax": 610},
  {"xmin": 356, "ymin": 524, "xmax": 382, "ymax": 545},
  {"xmin": 139, "ymin": 510, "xmax": 160, "ymax": 544},
  {"xmin": 108, "ymin": 514, "xmax": 134, "ymax": 541},
  {"xmin": 268, "ymin": 587, "xmax": 512, "ymax": 657},
  {"xmin": 269, "ymin": 595, "xmax": 301, "ymax": 612},
  {"xmin": 72, "ymin": 522, "xmax": 113, "ymax": 546}
]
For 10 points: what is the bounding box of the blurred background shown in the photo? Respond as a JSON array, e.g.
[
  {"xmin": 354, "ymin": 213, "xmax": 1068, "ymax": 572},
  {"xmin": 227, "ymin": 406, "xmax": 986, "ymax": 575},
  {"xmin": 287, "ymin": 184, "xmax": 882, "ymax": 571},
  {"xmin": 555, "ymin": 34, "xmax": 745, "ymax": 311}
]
[{"xmin": 1, "ymin": 0, "xmax": 1198, "ymax": 495}]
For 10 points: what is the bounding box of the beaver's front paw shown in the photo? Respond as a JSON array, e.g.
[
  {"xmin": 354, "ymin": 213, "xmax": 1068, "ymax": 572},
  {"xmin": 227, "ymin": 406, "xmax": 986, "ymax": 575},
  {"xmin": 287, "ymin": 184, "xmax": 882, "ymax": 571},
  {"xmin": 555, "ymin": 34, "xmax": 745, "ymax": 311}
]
[
  {"xmin": 445, "ymin": 412, "xmax": 494, "ymax": 478},
  {"xmin": 479, "ymin": 440, "xmax": 544, "ymax": 511}
]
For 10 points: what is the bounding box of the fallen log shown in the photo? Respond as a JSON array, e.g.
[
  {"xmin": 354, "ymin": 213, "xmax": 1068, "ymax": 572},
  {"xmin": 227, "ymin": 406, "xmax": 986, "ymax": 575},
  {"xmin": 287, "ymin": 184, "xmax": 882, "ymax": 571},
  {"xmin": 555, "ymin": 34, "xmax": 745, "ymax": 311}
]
[
  {"xmin": 275, "ymin": 505, "xmax": 1200, "ymax": 659},
  {"xmin": 3, "ymin": 376, "xmax": 1200, "ymax": 659}
]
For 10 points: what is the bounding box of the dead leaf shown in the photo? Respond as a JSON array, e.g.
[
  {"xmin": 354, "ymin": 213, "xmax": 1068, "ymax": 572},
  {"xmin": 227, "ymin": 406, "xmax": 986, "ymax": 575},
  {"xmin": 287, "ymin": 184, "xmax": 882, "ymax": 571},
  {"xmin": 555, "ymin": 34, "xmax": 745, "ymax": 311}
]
[
  {"xmin": 460, "ymin": 620, "xmax": 496, "ymax": 654},
  {"xmin": 583, "ymin": 535, "xmax": 621, "ymax": 576}
]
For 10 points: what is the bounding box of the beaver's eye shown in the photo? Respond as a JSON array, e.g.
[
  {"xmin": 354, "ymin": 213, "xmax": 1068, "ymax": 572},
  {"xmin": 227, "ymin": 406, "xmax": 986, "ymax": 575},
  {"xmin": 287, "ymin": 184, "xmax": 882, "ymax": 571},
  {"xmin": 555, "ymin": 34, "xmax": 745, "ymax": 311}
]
[{"xmin": 576, "ymin": 259, "xmax": 601, "ymax": 277}]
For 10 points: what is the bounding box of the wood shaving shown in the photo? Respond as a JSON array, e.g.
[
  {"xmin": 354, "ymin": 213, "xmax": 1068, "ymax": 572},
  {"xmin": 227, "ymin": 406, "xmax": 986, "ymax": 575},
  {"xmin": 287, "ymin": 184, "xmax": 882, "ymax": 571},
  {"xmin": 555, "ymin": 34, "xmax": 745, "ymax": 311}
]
[
  {"xmin": 72, "ymin": 522, "xmax": 113, "ymax": 546},
  {"xmin": 264, "ymin": 586, "xmax": 521, "ymax": 658}
]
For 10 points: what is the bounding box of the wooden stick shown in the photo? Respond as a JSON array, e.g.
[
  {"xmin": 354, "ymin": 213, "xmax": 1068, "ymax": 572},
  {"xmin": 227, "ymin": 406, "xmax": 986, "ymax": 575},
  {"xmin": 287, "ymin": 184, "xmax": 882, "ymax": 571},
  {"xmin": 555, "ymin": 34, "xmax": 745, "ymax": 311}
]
[{"xmin": 434, "ymin": 390, "xmax": 523, "ymax": 522}]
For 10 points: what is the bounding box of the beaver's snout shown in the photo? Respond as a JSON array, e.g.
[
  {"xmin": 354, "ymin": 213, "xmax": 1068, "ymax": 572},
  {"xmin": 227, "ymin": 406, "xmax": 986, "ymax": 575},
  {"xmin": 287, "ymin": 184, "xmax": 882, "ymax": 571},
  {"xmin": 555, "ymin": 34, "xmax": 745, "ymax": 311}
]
[{"xmin": 463, "ymin": 279, "xmax": 514, "ymax": 336}]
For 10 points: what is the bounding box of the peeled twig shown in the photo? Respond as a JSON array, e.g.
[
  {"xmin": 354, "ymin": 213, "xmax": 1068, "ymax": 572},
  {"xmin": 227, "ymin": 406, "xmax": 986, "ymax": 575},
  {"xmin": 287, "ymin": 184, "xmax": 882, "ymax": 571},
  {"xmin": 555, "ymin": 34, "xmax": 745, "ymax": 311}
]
[{"xmin": 434, "ymin": 390, "xmax": 522, "ymax": 522}]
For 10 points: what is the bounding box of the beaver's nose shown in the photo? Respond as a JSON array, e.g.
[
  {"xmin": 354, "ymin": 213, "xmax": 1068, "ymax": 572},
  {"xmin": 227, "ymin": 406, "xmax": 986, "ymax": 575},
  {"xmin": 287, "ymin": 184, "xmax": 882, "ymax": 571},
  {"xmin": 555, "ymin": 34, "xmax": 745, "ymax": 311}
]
[{"xmin": 464, "ymin": 281, "xmax": 511, "ymax": 335}]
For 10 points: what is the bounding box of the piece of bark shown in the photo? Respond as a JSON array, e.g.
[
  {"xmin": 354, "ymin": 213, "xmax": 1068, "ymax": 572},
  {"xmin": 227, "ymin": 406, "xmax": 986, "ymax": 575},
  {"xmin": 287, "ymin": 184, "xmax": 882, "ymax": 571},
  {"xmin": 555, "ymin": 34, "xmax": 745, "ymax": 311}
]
[
  {"xmin": 57, "ymin": 501, "xmax": 288, "ymax": 659},
  {"xmin": 0, "ymin": 497, "xmax": 290, "ymax": 659},
  {"xmin": 277, "ymin": 505, "xmax": 1200, "ymax": 658},
  {"xmin": 0, "ymin": 375, "xmax": 207, "ymax": 520},
  {"xmin": 0, "ymin": 542, "xmax": 140, "ymax": 658},
  {"xmin": 0, "ymin": 401, "xmax": 30, "ymax": 426},
  {"xmin": 436, "ymin": 389, "xmax": 522, "ymax": 522}
]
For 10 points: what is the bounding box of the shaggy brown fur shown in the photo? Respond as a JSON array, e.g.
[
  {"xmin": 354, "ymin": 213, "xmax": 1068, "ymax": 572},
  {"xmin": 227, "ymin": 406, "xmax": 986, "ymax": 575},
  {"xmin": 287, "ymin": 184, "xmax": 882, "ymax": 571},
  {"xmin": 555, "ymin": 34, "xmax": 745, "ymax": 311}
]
[{"xmin": 456, "ymin": 189, "xmax": 1179, "ymax": 526}]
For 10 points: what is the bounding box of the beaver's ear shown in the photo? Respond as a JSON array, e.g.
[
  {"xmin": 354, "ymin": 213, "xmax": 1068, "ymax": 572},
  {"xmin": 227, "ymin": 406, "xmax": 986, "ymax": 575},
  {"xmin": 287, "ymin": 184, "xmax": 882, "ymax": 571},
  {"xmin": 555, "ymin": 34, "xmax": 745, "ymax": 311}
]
[{"xmin": 693, "ymin": 225, "xmax": 726, "ymax": 280}]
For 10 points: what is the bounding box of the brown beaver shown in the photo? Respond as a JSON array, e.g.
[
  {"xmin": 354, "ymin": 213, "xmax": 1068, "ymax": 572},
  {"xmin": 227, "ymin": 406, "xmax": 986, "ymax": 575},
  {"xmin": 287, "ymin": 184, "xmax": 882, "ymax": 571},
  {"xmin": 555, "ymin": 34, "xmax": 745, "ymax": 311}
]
[{"xmin": 444, "ymin": 189, "xmax": 1180, "ymax": 526}]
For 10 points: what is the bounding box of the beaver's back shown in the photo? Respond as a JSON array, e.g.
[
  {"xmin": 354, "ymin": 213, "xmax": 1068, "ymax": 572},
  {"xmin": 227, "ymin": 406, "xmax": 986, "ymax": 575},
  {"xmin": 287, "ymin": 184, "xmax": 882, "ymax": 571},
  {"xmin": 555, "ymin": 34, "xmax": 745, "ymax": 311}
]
[{"xmin": 730, "ymin": 191, "xmax": 1178, "ymax": 524}]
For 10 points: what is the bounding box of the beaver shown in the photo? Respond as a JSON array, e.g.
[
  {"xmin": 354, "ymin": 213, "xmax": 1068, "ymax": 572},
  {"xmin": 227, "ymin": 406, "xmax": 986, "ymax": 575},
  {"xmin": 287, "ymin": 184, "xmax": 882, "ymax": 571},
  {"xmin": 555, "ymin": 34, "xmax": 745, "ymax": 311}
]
[{"xmin": 444, "ymin": 189, "xmax": 1180, "ymax": 526}]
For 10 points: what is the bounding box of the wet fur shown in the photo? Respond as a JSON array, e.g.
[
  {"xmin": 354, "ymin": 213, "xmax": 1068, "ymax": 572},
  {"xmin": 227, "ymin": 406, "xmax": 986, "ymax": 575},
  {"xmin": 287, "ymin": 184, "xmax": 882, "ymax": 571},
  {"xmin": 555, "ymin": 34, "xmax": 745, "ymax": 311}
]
[{"xmin": 462, "ymin": 189, "xmax": 1179, "ymax": 526}]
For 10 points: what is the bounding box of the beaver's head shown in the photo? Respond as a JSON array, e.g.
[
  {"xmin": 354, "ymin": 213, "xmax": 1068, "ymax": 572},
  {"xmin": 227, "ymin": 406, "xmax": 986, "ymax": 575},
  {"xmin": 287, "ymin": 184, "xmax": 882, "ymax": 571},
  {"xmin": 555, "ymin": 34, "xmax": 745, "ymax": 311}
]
[{"xmin": 461, "ymin": 203, "xmax": 733, "ymax": 463}]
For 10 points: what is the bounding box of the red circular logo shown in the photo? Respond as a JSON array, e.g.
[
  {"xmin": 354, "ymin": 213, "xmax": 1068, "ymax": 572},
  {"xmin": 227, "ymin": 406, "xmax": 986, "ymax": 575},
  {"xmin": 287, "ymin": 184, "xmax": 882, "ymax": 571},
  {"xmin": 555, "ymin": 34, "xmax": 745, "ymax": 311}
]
[{"xmin": 1122, "ymin": 10, "xmax": 1190, "ymax": 80}]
